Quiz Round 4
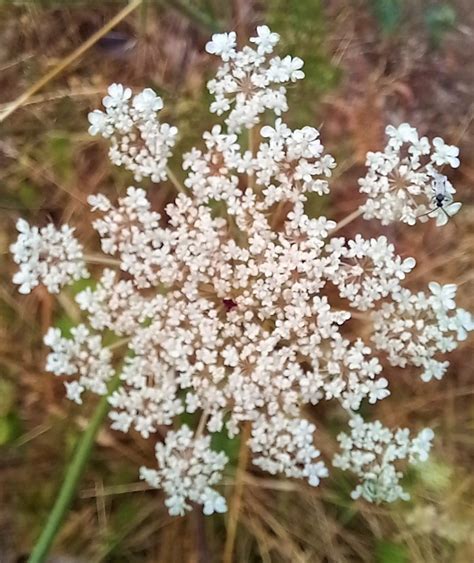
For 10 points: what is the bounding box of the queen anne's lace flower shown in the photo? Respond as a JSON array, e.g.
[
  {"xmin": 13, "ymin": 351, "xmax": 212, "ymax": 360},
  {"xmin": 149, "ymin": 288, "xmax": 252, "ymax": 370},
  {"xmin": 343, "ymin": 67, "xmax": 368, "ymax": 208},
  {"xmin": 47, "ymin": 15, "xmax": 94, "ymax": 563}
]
[
  {"xmin": 333, "ymin": 415, "xmax": 434, "ymax": 503},
  {"xmin": 359, "ymin": 123, "xmax": 461, "ymax": 226},
  {"xmin": 255, "ymin": 119, "xmax": 336, "ymax": 206},
  {"xmin": 326, "ymin": 235, "xmax": 416, "ymax": 310},
  {"xmin": 89, "ymin": 187, "xmax": 170, "ymax": 288},
  {"xmin": 371, "ymin": 284, "xmax": 472, "ymax": 382},
  {"xmin": 44, "ymin": 325, "xmax": 115, "ymax": 403},
  {"xmin": 206, "ymin": 31, "xmax": 237, "ymax": 61},
  {"xmin": 249, "ymin": 25, "xmax": 280, "ymax": 55},
  {"xmin": 88, "ymin": 85, "xmax": 177, "ymax": 183},
  {"xmin": 249, "ymin": 414, "xmax": 328, "ymax": 486},
  {"xmin": 10, "ymin": 26, "xmax": 472, "ymax": 516},
  {"xmin": 139, "ymin": 426, "xmax": 228, "ymax": 516},
  {"xmin": 108, "ymin": 353, "xmax": 184, "ymax": 438},
  {"xmin": 183, "ymin": 119, "xmax": 335, "ymax": 210},
  {"xmin": 10, "ymin": 219, "xmax": 88, "ymax": 294},
  {"xmin": 182, "ymin": 125, "xmax": 245, "ymax": 205},
  {"xmin": 206, "ymin": 27, "xmax": 304, "ymax": 132},
  {"xmin": 75, "ymin": 269, "xmax": 163, "ymax": 335}
]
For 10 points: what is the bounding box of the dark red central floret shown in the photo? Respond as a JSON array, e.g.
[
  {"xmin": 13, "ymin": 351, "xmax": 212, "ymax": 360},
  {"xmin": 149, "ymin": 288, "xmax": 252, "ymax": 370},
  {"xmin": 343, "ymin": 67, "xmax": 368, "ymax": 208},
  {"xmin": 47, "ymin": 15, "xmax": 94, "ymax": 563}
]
[{"xmin": 223, "ymin": 299, "xmax": 237, "ymax": 312}]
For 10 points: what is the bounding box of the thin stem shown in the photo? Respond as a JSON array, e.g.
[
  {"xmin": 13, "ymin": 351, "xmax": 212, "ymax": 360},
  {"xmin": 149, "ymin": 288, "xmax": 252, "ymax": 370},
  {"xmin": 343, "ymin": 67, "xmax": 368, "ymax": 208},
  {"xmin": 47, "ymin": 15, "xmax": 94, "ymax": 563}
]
[
  {"xmin": 84, "ymin": 253, "xmax": 121, "ymax": 267},
  {"xmin": 270, "ymin": 200, "xmax": 288, "ymax": 230},
  {"xmin": 247, "ymin": 127, "xmax": 257, "ymax": 190},
  {"xmin": 80, "ymin": 481, "xmax": 150, "ymax": 499},
  {"xmin": 107, "ymin": 337, "xmax": 131, "ymax": 351},
  {"xmin": 223, "ymin": 422, "xmax": 251, "ymax": 563},
  {"xmin": 0, "ymin": 87, "xmax": 106, "ymax": 112},
  {"xmin": 195, "ymin": 409, "xmax": 209, "ymax": 439},
  {"xmin": 56, "ymin": 293, "xmax": 81, "ymax": 323},
  {"xmin": 166, "ymin": 166, "xmax": 187, "ymax": 195},
  {"xmin": 28, "ymin": 374, "xmax": 121, "ymax": 563},
  {"xmin": 329, "ymin": 208, "xmax": 363, "ymax": 235}
]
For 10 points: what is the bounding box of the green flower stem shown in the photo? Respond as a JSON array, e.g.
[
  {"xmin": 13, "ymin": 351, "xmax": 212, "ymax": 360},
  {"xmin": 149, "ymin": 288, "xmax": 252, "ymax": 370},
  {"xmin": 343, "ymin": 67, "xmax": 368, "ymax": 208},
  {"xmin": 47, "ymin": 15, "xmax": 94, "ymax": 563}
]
[{"xmin": 28, "ymin": 374, "xmax": 121, "ymax": 563}]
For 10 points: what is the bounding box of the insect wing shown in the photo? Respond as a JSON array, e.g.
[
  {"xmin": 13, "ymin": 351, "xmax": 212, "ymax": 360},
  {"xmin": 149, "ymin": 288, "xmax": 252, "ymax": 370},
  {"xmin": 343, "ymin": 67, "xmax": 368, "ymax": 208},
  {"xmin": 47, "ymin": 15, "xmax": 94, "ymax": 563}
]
[
  {"xmin": 435, "ymin": 209, "xmax": 449, "ymax": 226},
  {"xmin": 435, "ymin": 202, "xmax": 462, "ymax": 227},
  {"xmin": 446, "ymin": 201, "xmax": 462, "ymax": 217}
]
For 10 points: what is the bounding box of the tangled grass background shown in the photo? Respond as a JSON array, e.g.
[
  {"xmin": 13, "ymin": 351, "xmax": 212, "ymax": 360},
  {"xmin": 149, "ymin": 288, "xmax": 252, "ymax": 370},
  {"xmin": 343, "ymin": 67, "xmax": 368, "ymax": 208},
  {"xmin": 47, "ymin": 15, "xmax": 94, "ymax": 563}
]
[{"xmin": 0, "ymin": 1, "xmax": 473, "ymax": 562}]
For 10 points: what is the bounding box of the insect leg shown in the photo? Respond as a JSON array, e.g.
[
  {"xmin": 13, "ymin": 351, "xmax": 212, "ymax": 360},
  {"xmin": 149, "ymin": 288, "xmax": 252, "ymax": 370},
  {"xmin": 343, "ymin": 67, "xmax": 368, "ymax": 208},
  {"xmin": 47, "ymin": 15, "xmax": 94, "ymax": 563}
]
[{"xmin": 417, "ymin": 208, "xmax": 436, "ymax": 219}]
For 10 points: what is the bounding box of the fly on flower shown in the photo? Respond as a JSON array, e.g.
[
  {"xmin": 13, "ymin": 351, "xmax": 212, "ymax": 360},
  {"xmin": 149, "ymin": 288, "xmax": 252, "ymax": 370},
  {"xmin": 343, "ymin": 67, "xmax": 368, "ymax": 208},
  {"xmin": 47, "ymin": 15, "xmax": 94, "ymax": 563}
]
[
  {"xmin": 359, "ymin": 123, "xmax": 462, "ymax": 227},
  {"xmin": 419, "ymin": 173, "xmax": 462, "ymax": 226}
]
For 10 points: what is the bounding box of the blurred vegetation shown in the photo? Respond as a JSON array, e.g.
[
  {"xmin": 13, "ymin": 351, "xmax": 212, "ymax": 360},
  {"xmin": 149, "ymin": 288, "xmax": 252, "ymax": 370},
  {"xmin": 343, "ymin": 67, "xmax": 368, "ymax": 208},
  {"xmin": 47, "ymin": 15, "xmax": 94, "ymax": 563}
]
[
  {"xmin": 371, "ymin": 0, "xmax": 404, "ymax": 34},
  {"xmin": 371, "ymin": 0, "xmax": 457, "ymax": 44},
  {"xmin": 0, "ymin": 0, "xmax": 473, "ymax": 561}
]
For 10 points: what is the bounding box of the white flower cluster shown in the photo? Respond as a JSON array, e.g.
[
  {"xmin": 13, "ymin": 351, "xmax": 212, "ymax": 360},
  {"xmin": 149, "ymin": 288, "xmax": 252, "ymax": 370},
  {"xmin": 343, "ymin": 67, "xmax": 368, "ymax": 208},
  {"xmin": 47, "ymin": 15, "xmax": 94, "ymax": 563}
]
[
  {"xmin": 256, "ymin": 119, "xmax": 336, "ymax": 206},
  {"xmin": 206, "ymin": 26, "xmax": 304, "ymax": 132},
  {"xmin": 83, "ymin": 187, "xmax": 396, "ymax": 442},
  {"xmin": 249, "ymin": 414, "xmax": 328, "ymax": 486},
  {"xmin": 326, "ymin": 235, "xmax": 416, "ymax": 310},
  {"xmin": 88, "ymin": 187, "xmax": 167, "ymax": 288},
  {"xmin": 359, "ymin": 123, "xmax": 461, "ymax": 226},
  {"xmin": 139, "ymin": 425, "xmax": 228, "ymax": 516},
  {"xmin": 183, "ymin": 119, "xmax": 335, "ymax": 209},
  {"xmin": 108, "ymin": 353, "xmax": 184, "ymax": 438},
  {"xmin": 10, "ymin": 27, "xmax": 472, "ymax": 516},
  {"xmin": 44, "ymin": 325, "xmax": 115, "ymax": 403},
  {"xmin": 333, "ymin": 415, "xmax": 434, "ymax": 503},
  {"xmin": 75, "ymin": 268, "xmax": 161, "ymax": 335},
  {"xmin": 372, "ymin": 283, "xmax": 473, "ymax": 382},
  {"xmin": 183, "ymin": 125, "xmax": 248, "ymax": 205},
  {"xmin": 303, "ymin": 337, "xmax": 388, "ymax": 411},
  {"xmin": 88, "ymin": 84, "xmax": 178, "ymax": 183},
  {"xmin": 10, "ymin": 219, "xmax": 88, "ymax": 294}
]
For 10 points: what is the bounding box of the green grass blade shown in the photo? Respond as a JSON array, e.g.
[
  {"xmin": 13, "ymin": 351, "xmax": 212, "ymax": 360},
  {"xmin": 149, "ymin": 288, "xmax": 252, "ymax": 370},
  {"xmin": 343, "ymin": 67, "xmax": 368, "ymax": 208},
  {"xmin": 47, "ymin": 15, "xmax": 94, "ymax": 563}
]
[{"xmin": 28, "ymin": 374, "xmax": 121, "ymax": 563}]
